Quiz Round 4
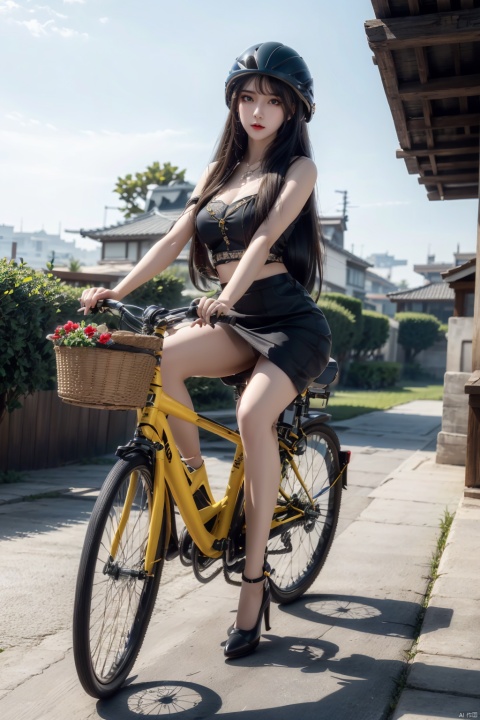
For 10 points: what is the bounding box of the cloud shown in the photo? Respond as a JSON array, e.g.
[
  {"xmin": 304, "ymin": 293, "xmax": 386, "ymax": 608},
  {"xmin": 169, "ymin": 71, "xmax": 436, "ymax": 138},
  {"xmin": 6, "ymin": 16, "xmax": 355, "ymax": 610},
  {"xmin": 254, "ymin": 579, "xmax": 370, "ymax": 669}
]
[
  {"xmin": 62, "ymin": 0, "xmax": 85, "ymax": 4},
  {"xmin": 0, "ymin": 122, "xmax": 209, "ymax": 231},
  {"xmin": 0, "ymin": 1, "xmax": 21, "ymax": 13},
  {"xmin": 51, "ymin": 25, "xmax": 88, "ymax": 39},
  {"xmin": 99, "ymin": 16, "xmax": 108, "ymax": 24},
  {"xmin": 15, "ymin": 18, "xmax": 53, "ymax": 37},
  {"xmin": 35, "ymin": 5, "xmax": 68, "ymax": 20}
]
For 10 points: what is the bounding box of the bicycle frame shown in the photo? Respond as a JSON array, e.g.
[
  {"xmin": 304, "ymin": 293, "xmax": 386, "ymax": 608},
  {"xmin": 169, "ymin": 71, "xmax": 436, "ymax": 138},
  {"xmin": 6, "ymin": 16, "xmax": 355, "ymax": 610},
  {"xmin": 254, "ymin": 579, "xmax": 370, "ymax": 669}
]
[{"xmin": 108, "ymin": 325, "xmax": 314, "ymax": 576}]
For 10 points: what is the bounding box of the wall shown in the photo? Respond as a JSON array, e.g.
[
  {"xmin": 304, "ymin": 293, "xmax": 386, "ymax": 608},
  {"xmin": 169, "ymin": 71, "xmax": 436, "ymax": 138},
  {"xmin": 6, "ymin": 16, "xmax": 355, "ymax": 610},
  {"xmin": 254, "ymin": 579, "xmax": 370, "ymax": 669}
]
[
  {"xmin": 446, "ymin": 316, "xmax": 473, "ymax": 373},
  {"xmin": 0, "ymin": 391, "xmax": 136, "ymax": 472}
]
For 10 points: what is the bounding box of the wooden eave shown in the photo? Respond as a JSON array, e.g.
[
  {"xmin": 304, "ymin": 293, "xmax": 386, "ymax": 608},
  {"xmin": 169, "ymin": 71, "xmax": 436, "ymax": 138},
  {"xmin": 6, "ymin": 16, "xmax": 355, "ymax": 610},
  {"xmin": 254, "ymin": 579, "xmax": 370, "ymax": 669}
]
[{"xmin": 366, "ymin": 1, "xmax": 480, "ymax": 201}]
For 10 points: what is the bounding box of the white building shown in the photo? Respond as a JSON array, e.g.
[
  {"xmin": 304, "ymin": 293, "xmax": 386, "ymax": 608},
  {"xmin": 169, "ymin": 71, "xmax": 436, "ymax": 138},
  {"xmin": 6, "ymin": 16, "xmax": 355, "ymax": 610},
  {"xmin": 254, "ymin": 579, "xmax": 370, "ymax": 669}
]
[{"xmin": 0, "ymin": 224, "xmax": 100, "ymax": 270}]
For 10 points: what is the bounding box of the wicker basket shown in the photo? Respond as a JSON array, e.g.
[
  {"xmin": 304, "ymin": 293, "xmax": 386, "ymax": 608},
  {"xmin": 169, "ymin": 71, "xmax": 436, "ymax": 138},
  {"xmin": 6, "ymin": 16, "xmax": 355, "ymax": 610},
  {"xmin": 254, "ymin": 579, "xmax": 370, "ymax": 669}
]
[{"xmin": 55, "ymin": 332, "xmax": 162, "ymax": 410}]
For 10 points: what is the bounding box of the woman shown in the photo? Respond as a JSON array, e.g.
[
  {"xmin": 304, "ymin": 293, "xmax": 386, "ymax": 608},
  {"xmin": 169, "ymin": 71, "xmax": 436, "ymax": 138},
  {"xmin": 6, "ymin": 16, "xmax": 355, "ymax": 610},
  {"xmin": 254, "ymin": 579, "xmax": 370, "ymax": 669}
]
[{"xmin": 80, "ymin": 41, "xmax": 332, "ymax": 660}]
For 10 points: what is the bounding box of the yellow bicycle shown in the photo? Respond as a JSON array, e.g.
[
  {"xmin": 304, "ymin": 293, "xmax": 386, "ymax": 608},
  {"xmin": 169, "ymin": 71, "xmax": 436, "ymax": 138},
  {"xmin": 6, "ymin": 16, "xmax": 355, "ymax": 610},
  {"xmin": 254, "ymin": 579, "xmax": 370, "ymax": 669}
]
[{"xmin": 71, "ymin": 299, "xmax": 349, "ymax": 698}]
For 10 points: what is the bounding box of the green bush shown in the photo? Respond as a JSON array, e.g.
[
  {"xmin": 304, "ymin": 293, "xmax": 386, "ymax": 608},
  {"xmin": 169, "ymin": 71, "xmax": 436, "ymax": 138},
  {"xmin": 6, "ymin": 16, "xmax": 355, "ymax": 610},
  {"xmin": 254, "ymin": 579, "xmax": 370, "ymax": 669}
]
[
  {"xmin": 185, "ymin": 377, "xmax": 234, "ymax": 411},
  {"xmin": 0, "ymin": 260, "xmax": 65, "ymax": 420},
  {"xmin": 396, "ymin": 312, "xmax": 441, "ymax": 363},
  {"xmin": 318, "ymin": 298, "xmax": 355, "ymax": 362},
  {"xmin": 347, "ymin": 361, "xmax": 401, "ymax": 389},
  {"xmin": 354, "ymin": 310, "xmax": 390, "ymax": 359},
  {"xmin": 125, "ymin": 270, "xmax": 185, "ymax": 310},
  {"xmin": 322, "ymin": 292, "xmax": 363, "ymax": 344}
]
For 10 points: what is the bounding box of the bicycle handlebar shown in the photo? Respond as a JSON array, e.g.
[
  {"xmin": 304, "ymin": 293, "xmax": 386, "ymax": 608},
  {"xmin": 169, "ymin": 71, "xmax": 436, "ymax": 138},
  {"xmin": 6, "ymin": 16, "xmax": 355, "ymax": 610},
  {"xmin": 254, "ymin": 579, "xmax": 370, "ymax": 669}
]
[{"xmin": 80, "ymin": 298, "xmax": 238, "ymax": 334}]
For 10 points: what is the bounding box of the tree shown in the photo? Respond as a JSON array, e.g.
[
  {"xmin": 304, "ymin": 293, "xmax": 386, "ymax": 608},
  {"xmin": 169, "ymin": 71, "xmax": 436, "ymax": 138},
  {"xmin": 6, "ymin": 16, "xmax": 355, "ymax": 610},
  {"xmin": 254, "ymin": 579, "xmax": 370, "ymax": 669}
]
[
  {"xmin": 322, "ymin": 292, "xmax": 364, "ymax": 345},
  {"xmin": 354, "ymin": 310, "xmax": 390, "ymax": 359},
  {"xmin": 318, "ymin": 298, "xmax": 356, "ymax": 370},
  {"xmin": 396, "ymin": 311, "xmax": 441, "ymax": 362},
  {"xmin": 68, "ymin": 258, "xmax": 83, "ymax": 272},
  {"xmin": 114, "ymin": 161, "xmax": 187, "ymax": 218}
]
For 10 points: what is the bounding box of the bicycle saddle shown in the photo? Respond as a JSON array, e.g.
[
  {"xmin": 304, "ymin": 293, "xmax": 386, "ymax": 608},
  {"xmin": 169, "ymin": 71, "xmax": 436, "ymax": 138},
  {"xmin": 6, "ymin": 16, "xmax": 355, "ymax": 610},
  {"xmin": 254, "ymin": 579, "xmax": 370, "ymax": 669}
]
[{"xmin": 220, "ymin": 358, "xmax": 338, "ymax": 391}]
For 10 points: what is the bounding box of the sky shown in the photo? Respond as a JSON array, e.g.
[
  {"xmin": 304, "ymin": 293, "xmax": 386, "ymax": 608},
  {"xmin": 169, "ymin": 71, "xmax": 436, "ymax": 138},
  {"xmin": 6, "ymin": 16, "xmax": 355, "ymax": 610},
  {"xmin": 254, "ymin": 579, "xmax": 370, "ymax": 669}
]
[{"xmin": 0, "ymin": 0, "xmax": 477, "ymax": 287}]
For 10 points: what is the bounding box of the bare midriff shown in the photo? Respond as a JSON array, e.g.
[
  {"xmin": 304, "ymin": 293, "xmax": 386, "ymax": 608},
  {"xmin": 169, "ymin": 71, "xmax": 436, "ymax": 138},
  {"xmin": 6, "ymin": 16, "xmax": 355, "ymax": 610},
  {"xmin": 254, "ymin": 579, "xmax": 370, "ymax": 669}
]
[{"xmin": 216, "ymin": 261, "xmax": 288, "ymax": 285}]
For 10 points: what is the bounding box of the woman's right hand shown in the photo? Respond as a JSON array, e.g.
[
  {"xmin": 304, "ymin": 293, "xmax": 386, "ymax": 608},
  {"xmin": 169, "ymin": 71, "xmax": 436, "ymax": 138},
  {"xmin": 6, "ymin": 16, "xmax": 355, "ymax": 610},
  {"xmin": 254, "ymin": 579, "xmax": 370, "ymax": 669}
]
[{"xmin": 80, "ymin": 287, "xmax": 122, "ymax": 315}]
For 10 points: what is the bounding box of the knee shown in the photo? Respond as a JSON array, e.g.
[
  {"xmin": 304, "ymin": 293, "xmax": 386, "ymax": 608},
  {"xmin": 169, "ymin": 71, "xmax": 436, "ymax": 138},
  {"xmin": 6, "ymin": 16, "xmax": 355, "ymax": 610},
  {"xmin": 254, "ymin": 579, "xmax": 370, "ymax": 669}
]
[{"xmin": 237, "ymin": 402, "xmax": 276, "ymax": 447}]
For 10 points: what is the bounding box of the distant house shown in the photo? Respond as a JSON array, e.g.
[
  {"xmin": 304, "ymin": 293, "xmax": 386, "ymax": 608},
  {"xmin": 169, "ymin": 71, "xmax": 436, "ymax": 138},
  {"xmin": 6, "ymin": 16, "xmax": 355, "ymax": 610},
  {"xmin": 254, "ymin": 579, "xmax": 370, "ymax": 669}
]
[
  {"xmin": 0, "ymin": 224, "xmax": 99, "ymax": 270},
  {"xmin": 57, "ymin": 181, "xmax": 195, "ymax": 287},
  {"xmin": 364, "ymin": 270, "xmax": 398, "ymax": 317},
  {"xmin": 387, "ymin": 282, "xmax": 454, "ymax": 324},
  {"xmin": 414, "ymin": 248, "xmax": 476, "ymax": 284},
  {"xmin": 321, "ymin": 216, "xmax": 371, "ymax": 300}
]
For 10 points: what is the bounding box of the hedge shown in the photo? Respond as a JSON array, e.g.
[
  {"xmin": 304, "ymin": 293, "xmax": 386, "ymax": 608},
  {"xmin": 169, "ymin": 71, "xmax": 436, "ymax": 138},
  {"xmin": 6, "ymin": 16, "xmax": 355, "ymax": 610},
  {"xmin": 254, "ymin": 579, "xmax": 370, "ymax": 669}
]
[
  {"xmin": 396, "ymin": 311, "xmax": 441, "ymax": 362},
  {"xmin": 322, "ymin": 292, "xmax": 363, "ymax": 345},
  {"xmin": 347, "ymin": 361, "xmax": 402, "ymax": 389},
  {"xmin": 318, "ymin": 298, "xmax": 355, "ymax": 361},
  {"xmin": 354, "ymin": 310, "xmax": 390, "ymax": 359}
]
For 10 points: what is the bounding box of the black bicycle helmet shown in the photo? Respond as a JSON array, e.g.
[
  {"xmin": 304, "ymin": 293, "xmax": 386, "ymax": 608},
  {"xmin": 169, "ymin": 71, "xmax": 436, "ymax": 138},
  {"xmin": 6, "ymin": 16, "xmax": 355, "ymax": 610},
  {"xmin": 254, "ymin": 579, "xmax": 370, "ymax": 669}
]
[{"xmin": 225, "ymin": 42, "xmax": 315, "ymax": 122}]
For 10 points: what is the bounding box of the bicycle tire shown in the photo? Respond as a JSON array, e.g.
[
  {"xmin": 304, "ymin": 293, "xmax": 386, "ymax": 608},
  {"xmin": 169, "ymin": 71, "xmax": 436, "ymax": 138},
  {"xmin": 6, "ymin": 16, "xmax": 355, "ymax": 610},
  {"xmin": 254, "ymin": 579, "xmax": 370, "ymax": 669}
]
[
  {"xmin": 73, "ymin": 453, "xmax": 166, "ymax": 698},
  {"xmin": 267, "ymin": 420, "xmax": 342, "ymax": 604}
]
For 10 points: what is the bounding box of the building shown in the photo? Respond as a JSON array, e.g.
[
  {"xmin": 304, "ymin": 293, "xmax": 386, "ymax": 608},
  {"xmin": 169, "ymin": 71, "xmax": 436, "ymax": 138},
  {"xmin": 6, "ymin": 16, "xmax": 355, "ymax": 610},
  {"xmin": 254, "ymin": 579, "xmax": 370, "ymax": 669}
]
[
  {"xmin": 387, "ymin": 282, "xmax": 455, "ymax": 324},
  {"xmin": 321, "ymin": 216, "xmax": 371, "ymax": 300},
  {"xmin": 365, "ymin": 269, "xmax": 399, "ymax": 317},
  {"xmin": 0, "ymin": 224, "xmax": 99, "ymax": 270},
  {"xmin": 365, "ymin": 0, "xmax": 480, "ymax": 490},
  {"xmin": 58, "ymin": 181, "xmax": 195, "ymax": 287},
  {"xmin": 414, "ymin": 248, "xmax": 476, "ymax": 284}
]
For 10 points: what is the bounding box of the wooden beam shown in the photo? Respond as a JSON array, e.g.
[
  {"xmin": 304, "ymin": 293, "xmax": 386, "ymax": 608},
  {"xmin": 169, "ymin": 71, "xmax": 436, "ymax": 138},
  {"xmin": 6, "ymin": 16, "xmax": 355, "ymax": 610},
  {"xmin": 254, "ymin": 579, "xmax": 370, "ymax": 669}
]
[
  {"xmin": 407, "ymin": 113, "xmax": 480, "ymax": 131},
  {"xmin": 408, "ymin": 0, "xmax": 420, "ymax": 13},
  {"xmin": 397, "ymin": 142, "xmax": 480, "ymax": 158},
  {"xmin": 399, "ymin": 74, "xmax": 480, "ymax": 101},
  {"xmin": 427, "ymin": 187, "xmax": 479, "ymax": 200},
  {"xmin": 472, "ymin": 156, "xmax": 480, "ymax": 370},
  {"xmin": 420, "ymin": 159, "xmax": 480, "ymax": 171},
  {"xmin": 373, "ymin": 48, "xmax": 411, "ymax": 148},
  {"xmin": 371, "ymin": 0, "xmax": 391, "ymax": 18},
  {"xmin": 365, "ymin": 9, "xmax": 480, "ymax": 49},
  {"xmin": 418, "ymin": 172, "xmax": 479, "ymax": 184}
]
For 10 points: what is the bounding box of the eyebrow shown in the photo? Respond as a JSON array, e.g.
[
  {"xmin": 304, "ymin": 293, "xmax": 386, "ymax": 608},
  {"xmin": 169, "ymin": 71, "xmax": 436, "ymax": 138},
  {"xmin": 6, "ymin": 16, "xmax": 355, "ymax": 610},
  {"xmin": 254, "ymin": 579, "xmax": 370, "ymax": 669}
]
[{"xmin": 242, "ymin": 86, "xmax": 281, "ymax": 98}]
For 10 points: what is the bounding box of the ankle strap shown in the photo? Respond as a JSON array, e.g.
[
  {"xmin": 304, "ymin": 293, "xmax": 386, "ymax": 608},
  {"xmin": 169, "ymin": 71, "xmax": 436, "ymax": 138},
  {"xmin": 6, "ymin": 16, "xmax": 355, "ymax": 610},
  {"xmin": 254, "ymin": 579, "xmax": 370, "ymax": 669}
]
[{"xmin": 242, "ymin": 562, "xmax": 271, "ymax": 584}]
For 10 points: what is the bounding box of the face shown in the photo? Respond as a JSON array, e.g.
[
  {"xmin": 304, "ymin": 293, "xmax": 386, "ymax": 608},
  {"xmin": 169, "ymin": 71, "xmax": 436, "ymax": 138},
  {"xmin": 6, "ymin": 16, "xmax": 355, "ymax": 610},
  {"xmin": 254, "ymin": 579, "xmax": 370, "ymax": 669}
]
[{"xmin": 237, "ymin": 78, "xmax": 288, "ymax": 143}]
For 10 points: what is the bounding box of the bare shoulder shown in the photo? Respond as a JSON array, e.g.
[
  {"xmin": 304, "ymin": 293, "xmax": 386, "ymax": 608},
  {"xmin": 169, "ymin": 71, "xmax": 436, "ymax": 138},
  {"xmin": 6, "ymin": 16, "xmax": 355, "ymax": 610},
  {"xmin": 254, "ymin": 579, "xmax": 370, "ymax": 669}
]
[
  {"xmin": 191, "ymin": 161, "xmax": 218, "ymax": 197},
  {"xmin": 287, "ymin": 156, "xmax": 317, "ymax": 181}
]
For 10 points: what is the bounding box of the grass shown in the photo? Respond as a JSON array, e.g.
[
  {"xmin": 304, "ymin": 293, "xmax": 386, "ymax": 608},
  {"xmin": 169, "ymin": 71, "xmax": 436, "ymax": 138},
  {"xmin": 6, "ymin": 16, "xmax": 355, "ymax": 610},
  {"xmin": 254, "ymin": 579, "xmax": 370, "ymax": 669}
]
[
  {"xmin": 0, "ymin": 470, "xmax": 25, "ymax": 485},
  {"xmin": 311, "ymin": 383, "xmax": 444, "ymax": 423},
  {"xmin": 387, "ymin": 508, "xmax": 455, "ymax": 718}
]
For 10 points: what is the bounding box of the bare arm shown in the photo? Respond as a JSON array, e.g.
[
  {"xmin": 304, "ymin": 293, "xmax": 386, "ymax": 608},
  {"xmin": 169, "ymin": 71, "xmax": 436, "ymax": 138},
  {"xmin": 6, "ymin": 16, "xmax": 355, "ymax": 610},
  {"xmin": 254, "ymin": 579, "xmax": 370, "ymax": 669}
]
[{"xmin": 80, "ymin": 164, "xmax": 214, "ymax": 312}]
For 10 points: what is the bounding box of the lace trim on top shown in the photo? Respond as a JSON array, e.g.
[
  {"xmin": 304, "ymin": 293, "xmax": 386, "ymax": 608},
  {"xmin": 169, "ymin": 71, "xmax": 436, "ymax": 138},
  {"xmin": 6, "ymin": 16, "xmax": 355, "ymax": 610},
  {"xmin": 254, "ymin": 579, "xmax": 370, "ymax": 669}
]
[{"xmin": 212, "ymin": 250, "xmax": 283, "ymax": 267}]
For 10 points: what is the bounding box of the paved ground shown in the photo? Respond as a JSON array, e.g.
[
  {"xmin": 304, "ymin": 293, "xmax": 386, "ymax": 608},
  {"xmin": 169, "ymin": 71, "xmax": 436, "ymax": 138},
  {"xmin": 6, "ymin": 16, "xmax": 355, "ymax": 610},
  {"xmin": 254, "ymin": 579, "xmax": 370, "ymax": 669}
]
[{"xmin": 0, "ymin": 400, "xmax": 476, "ymax": 719}]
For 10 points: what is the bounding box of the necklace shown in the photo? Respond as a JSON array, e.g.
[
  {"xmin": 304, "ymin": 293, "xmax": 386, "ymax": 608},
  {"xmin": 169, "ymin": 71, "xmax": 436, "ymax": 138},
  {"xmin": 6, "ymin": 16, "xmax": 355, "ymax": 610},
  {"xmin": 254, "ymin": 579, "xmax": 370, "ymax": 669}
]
[{"xmin": 239, "ymin": 160, "xmax": 262, "ymax": 183}]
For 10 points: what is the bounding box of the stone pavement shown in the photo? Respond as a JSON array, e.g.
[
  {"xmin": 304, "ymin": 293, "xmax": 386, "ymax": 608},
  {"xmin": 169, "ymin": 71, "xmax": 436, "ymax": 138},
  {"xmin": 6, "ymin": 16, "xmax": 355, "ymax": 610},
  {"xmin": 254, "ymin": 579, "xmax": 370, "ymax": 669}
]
[{"xmin": 0, "ymin": 400, "xmax": 477, "ymax": 719}]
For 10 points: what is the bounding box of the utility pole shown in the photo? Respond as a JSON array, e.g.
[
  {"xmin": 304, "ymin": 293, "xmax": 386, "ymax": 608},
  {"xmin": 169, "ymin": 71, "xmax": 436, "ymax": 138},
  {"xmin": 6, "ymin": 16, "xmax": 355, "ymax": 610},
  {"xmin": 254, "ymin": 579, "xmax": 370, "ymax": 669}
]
[{"xmin": 335, "ymin": 189, "xmax": 349, "ymax": 223}]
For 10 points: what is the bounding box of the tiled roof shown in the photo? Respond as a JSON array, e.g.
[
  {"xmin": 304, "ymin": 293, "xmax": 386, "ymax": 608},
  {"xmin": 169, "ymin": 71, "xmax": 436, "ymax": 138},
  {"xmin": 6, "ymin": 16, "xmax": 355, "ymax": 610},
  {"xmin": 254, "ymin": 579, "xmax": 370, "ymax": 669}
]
[
  {"xmin": 441, "ymin": 258, "xmax": 476, "ymax": 282},
  {"xmin": 80, "ymin": 209, "xmax": 179, "ymax": 240},
  {"xmin": 387, "ymin": 282, "xmax": 454, "ymax": 302}
]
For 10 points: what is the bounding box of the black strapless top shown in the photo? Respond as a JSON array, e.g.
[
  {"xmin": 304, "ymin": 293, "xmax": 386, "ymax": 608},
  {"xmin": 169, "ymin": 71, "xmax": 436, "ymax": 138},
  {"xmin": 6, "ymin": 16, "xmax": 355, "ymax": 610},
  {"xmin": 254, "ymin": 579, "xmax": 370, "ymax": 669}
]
[{"xmin": 196, "ymin": 194, "xmax": 296, "ymax": 267}]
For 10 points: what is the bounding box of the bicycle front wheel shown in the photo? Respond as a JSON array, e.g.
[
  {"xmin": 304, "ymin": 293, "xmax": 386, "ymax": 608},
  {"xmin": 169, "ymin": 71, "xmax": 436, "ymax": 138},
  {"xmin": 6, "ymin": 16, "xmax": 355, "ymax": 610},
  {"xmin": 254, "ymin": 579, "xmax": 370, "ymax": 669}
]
[
  {"xmin": 267, "ymin": 420, "xmax": 342, "ymax": 604},
  {"xmin": 73, "ymin": 453, "xmax": 166, "ymax": 698}
]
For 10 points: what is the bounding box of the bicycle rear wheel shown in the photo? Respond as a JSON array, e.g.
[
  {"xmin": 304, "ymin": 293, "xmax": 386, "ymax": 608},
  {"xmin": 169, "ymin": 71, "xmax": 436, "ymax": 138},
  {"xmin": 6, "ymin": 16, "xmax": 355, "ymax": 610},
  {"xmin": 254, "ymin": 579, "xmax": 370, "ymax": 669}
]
[
  {"xmin": 73, "ymin": 453, "xmax": 166, "ymax": 698},
  {"xmin": 267, "ymin": 420, "xmax": 342, "ymax": 604}
]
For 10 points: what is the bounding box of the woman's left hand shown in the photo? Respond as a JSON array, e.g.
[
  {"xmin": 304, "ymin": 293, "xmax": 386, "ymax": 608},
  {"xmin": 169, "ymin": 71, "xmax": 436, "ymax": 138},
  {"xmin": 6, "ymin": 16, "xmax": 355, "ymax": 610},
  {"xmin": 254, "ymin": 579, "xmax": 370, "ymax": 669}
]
[{"xmin": 193, "ymin": 296, "xmax": 231, "ymax": 327}]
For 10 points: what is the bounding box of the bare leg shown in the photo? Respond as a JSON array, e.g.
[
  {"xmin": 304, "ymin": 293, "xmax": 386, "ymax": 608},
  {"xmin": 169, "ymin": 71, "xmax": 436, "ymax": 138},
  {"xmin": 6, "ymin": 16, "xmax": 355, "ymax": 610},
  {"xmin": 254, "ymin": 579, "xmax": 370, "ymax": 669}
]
[
  {"xmin": 161, "ymin": 323, "xmax": 257, "ymax": 467},
  {"xmin": 235, "ymin": 356, "xmax": 298, "ymax": 630}
]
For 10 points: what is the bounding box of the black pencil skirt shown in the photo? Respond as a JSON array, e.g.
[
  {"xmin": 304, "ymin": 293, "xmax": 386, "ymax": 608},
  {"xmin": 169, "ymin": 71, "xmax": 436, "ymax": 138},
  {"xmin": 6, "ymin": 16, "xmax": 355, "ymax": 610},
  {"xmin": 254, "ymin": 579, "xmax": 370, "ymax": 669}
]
[{"xmin": 225, "ymin": 273, "xmax": 332, "ymax": 394}]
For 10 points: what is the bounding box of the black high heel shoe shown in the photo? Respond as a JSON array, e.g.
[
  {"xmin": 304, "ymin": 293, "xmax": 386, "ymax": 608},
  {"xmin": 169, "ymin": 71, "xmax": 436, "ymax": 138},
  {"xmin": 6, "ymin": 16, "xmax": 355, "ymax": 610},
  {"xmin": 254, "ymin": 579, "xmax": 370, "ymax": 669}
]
[{"xmin": 224, "ymin": 566, "xmax": 271, "ymax": 660}]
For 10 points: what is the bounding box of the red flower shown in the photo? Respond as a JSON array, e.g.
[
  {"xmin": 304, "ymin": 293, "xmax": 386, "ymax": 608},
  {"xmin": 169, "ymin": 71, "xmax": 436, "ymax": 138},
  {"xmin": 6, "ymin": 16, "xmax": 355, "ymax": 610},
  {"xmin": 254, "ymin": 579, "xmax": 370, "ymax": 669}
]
[
  {"xmin": 72, "ymin": 323, "xmax": 79, "ymax": 330},
  {"xmin": 52, "ymin": 333, "xmax": 61, "ymax": 340},
  {"xmin": 98, "ymin": 333, "xmax": 112, "ymax": 344},
  {"xmin": 55, "ymin": 326, "xmax": 63, "ymax": 334},
  {"xmin": 84, "ymin": 325, "xmax": 95, "ymax": 337},
  {"xmin": 63, "ymin": 321, "xmax": 75, "ymax": 333}
]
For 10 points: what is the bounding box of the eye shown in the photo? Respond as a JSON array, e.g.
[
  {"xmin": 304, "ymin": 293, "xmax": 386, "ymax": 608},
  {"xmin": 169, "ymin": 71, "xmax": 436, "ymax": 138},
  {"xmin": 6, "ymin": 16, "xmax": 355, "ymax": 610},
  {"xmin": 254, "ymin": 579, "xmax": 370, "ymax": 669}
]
[
  {"xmin": 241, "ymin": 94, "xmax": 253, "ymax": 102},
  {"xmin": 269, "ymin": 98, "xmax": 282, "ymax": 106}
]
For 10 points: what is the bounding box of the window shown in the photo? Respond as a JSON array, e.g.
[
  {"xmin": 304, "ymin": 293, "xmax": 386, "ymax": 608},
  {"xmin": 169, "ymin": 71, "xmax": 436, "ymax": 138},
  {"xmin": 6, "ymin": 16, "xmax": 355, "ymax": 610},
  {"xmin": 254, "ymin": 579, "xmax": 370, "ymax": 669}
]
[
  {"xmin": 347, "ymin": 267, "xmax": 364, "ymax": 289},
  {"xmin": 104, "ymin": 242, "xmax": 127, "ymax": 259},
  {"xmin": 127, "ymin": 242, "xmax": 137, "ymax": 262}
]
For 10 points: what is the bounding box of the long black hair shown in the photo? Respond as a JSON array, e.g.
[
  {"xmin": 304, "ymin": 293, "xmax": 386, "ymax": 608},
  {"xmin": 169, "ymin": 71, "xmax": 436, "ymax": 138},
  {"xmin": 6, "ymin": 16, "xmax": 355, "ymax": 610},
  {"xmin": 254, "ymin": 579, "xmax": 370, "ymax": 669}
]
[{"xmin": 188, "ymin": 74, "xmax": 323, "ymax": 298}]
